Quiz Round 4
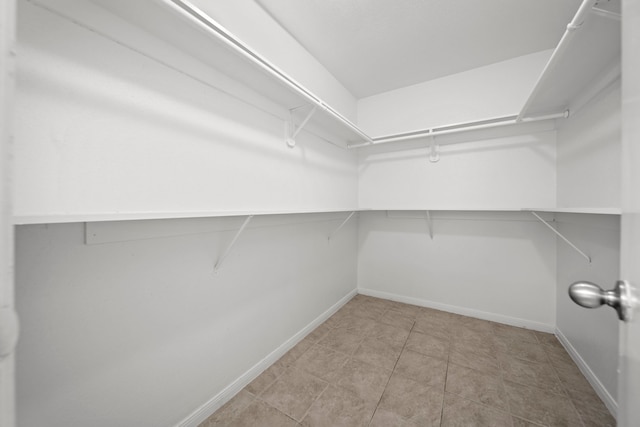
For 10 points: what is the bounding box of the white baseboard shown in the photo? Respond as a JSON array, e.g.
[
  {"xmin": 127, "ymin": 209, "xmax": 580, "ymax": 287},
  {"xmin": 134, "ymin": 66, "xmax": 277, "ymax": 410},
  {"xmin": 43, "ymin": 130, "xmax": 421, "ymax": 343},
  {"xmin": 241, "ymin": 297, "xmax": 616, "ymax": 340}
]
[
  {"xmin": 357, "ymin": 287, "xmax": 555, "ymax": 333},
  {"xmin": 176, "ymin": 288, "xmax": 358, "ymax": 427},
  {"xmin": 555, "ymin": 327, "xmax": 618, "ymax": 418}
]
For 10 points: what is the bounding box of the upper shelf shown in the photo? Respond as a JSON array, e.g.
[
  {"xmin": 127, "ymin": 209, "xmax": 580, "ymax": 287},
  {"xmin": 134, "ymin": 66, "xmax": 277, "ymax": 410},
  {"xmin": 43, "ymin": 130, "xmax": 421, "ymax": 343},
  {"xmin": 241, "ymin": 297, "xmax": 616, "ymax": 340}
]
[
  {"xmin": 87, "ymin": 0, "xmax": 620, "ymax": 150},
  {"xmin": 81, "ymin": 0, "xmax": 372, "ymax": 148},
  {"xmin": 519, "ymin": 0, "xmax": 621, "ymax": 119},
  {"xmin": 522, "ymin": 207, "xmax": 621, "ymax": 215}
]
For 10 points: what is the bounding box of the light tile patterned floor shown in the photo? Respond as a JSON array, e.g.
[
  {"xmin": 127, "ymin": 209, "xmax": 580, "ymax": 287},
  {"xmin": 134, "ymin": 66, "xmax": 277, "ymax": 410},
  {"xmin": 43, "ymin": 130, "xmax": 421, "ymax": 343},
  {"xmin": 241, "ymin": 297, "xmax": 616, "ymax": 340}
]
[{"xmin": 200, "ymin": 295, "xmax": 616, "ymax": 427}]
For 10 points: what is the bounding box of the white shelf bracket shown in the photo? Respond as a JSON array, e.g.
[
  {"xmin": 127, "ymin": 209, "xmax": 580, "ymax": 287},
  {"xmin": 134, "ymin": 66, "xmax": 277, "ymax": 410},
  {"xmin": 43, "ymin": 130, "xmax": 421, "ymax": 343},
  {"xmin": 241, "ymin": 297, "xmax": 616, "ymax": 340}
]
[
  {"xmin": 530, "ymin": 211, "xmax": 591, "ymax": 263},
  {"xmin": 286, "ymin": 105, "xmax": 317, "ymax": 148},
  {"xmin": 214, "ymin": 215, "xmax": 254, "ymax": 273},
  {"xmin": 426, "ymin": 211, "xmax": 433, "ymax": 239},
  {"xmin": 428, "ymin": 134, "xmax": 440, "ymax": 163},
  {"xmin": 328, "ymin": 211, "xmax": 356, "ymax": 241}
]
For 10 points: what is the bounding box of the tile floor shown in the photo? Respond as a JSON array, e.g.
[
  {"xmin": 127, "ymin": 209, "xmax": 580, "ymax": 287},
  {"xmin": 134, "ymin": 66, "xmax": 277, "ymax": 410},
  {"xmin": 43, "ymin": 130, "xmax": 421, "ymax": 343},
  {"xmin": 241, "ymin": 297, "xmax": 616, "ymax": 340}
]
[{"xmin": 200, "ymin": 295, "xmax": 616, "ymax": 427}]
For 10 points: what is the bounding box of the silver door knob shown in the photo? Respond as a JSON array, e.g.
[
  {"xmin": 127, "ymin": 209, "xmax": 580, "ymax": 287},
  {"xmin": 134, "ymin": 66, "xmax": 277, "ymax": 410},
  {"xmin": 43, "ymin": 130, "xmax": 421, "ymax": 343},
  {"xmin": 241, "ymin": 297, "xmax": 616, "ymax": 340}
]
[{"xmin": 569, "ymin": 280, "xmax": 634, "ymax": 322}]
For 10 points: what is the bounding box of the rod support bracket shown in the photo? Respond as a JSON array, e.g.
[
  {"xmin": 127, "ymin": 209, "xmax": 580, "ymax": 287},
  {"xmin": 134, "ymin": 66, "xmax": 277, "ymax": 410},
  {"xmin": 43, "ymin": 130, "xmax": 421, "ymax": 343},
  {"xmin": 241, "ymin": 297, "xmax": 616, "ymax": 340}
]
[
  {"xmin": 286, "ymin": 105, "xmax": 317, "ymax": 148},
  {"xmin": 426, "ymin": 211, "xmax": 434, "ymax": 239},
  {"xmin": 328, "ymin": 211, "xmax": 357, "ymax": 241},
  {"xmin": 428, "ymin": 135, "xmax": 440, "ymax": 163},
  {"xmin": 214, "ymin": 215, "xmax": 254, "ymax": 273},
  {"xmin": 530, "ymin": 211, "xmax": 591, "ymax": 263}
]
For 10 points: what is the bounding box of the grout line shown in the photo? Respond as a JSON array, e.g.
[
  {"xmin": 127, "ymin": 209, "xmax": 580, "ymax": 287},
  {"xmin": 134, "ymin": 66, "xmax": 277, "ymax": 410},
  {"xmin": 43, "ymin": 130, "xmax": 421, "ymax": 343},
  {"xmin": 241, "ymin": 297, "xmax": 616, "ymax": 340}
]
[
  {"xmin": 539, "ymin": 345, "xmax": 588, "ymax": 427},
  {"xmin": 438, "ymin": 316, "xmax": 455, "ymax": 427},
  {"xmin": 297, "ymin": 382, "xmax": 330, "ymax": 424},
  {"xmin": 365, "ymin": 315, "xmax": 415, "ymax": 426}
]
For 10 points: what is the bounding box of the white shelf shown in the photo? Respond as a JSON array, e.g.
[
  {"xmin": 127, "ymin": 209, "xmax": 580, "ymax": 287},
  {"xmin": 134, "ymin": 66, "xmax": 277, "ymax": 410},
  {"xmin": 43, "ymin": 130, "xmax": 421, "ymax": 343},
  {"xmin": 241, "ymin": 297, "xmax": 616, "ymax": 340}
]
[
  {"xmin": 519, "ymin": 0, "xmax": 621, "ymax": 118},
  {"xmin": 71, "ymin": 0, "xmax": 373, "ymax": 148},
  {"xmin": 361, "ymin": 207, "xmax": 528, "ymax": 212},
  {"xmin": 16, "ymin": 207, "xmax": 620, "ymax": 225},
  {"xmin": 13, "ymin": 208, "xmax": 364, "ymax": 225},
  {"xmin": 522, "ymin": 208, "xmax": 621, "ymax": 215}
]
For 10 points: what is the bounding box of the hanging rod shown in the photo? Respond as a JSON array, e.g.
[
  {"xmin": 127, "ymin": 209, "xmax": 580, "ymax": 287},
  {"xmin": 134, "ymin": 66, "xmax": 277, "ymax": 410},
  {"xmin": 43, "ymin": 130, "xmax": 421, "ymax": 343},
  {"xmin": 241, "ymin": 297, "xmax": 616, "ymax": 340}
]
[
  {"xmin": 348, "ymin": 111, "xmax": 568, "ymax": 149},
  {"xmin": 530, "ymin": 211, "xmax": 591, "ymax": 263},
  {"xmin": 165, "ymin": 0, "xmax": 373, "ymax": 145},
  {"xmin": 517, "ymin": 0, "xmax": 598, "ymax": 121}
]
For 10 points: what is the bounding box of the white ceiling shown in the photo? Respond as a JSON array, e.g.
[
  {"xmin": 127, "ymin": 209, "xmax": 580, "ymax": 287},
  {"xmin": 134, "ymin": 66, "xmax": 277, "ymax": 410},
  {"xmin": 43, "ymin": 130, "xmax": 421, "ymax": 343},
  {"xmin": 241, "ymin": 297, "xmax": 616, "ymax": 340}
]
[{"xmin": 255, "ymin": 0, "xmax": 582, "ymax": 99}]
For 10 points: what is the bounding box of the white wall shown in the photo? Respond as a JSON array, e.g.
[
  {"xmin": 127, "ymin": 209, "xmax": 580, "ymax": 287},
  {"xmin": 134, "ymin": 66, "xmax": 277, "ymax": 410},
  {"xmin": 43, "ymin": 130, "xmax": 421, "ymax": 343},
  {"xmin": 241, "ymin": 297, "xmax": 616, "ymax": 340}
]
[
  {"xmin": 555, "ymin": 213, "xmax": 620, "ymax": 410},
  {"xmin": 553, "ymin": 83, "xmax": 622, "ymax": 412},
  {"xmin": 355, "ymin": 49, "xmax": 557, "ymax": 211},
  {"xmin": 15, "ymin": 214, "xmax": 358, "ymax": 427},
  {"xmin": 556, "ymin": 83, "xmax": 621, "ymax": 209},
  {"xmin": 14, "ymin": 1, "xmax": 358, "ymax": 220},
  {"xmin": 357, "ymin": 211, "xmax": 557, "ymax": 330},
  {"xmin": 357, "ymin": 128, "xmax": 557, "ymax": 210},
  {"xmin": 357, "ymin": 50, "xmax": 552, "ymax": 136}
]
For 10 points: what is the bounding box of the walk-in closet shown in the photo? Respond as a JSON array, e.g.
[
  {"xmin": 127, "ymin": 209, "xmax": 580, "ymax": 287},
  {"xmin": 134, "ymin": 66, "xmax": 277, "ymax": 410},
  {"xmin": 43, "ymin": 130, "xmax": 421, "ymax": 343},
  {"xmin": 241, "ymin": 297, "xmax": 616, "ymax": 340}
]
[{"xmin": 1, "ymin": 0, "xmax": 640, "ymax": 426}]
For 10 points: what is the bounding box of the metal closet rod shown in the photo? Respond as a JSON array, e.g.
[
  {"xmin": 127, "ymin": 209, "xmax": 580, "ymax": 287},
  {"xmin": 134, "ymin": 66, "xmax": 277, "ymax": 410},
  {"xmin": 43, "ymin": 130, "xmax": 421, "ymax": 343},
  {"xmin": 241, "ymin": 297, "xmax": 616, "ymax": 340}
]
[
  {"xmin": 165, "ymin": 0, "xmax": 372, "ymax": 144},
  {"xmin": 517, "ymin": 0, "xmax": 598, "ymax": 121},
  {"xmin": 347, "ymin": 110, "xmax": 568, "ymax": 149}
]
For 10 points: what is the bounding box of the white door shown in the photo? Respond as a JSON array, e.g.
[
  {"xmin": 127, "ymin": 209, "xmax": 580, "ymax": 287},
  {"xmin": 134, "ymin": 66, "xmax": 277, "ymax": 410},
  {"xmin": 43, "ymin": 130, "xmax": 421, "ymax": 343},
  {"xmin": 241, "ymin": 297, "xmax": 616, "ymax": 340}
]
[
  {"xmin": 0, "ymin": 1, "xmax": 16, "ymax": 426},
  {"xmin": 618, "ymin": 0, "xmax": 640, "ymax": 425}
]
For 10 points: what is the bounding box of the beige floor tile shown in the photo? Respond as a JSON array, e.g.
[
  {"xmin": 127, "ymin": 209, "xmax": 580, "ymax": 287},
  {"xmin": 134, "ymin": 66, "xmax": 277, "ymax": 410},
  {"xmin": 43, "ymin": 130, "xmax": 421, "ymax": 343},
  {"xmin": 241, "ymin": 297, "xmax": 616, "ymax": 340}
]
[
  {"xmin": 552, "ymin": 358, "xmax": 595, "ymax": 394},
  {"xmin": 565, "ymin": 387, "xmax": 616, "ymax": 427},
  {"xmin": 419, "ymin": 307, "xmax": 454, "ymax": 322},
  {"xmin": 441, "ymin": 393, "xmax": 512, "ymax": 427},
  {"xmin": 334, "ymin": 358, "xmax": 393, "ymax": 404},
  {"xmin": 366, "ymin": 322, "xmax": 410, "ymax": 347},
  {"xmin": 413, "ymin": 316, "xmax": 451, "ymax": 341},
  {"xmin": 450, "ymin": 332, "xmax": 498, "ymax": 359},
  {"xmin": 279, "ymin": 337, "xmax": 315, "ymax": 368},
  {"xmin": 393, "ymin": 349, "xmax": 447, "ymax": 389},
  {"xmin": 306, "ymin": 322, "xmax": 334, "ymax": 343},
  {"xmin": 376, "ymin": 373, "xmax": 443, "ymax": 426},
  {"xmin": 445, "ymin": 363, "xmax": 509, "ymax": 412},
  {"xmin": 492, "ymin": 323, "xmax": 538, "ymax": 344},
  {"xmin": 245, "ymin": 360, "xmax": 287, "ymax": 396},
  {"xmin": 505, "ymin": 380, "xmax": 583, "ymax": 426},
  {"xmin": 384, "ymin": 301, "xmax": 423, "ymax": 319},
  {"xmin": 369, "ymin": 408, "xmax": 410, "ymax": 427},
  {"xmin": 494, "ymin": 335, "xmax": 550, "ymax": 364},
  {"xmin": 378, "ymin": 309, "xmax": 416, "ymax": 331},
  {"xmin": 350, "ymin": 294, "xmax": 374, "ymax": 304},
  {"xmin": 204, "ymin": 297, "xmax": 614, "ymax": 427},
  {"xmin": 228, "ymin": 400, "xmax": 298, "ymax": 427},
  {"xmin": 201, "ymin": 390, "xmax": 255, "ymax": 427},
  {"xmin": 352, "ymin": 336, "xmax": 403, "ymax": 371},
  {"xmin": 317, "ymin": 326, "xmax": 365, "ymax": 355},
  {"xmin": 320, "ymin": 313, "xmax": 343, "ymax": 330},
  {"xmin": 261, "ymin": 368, "xmax": 328, "ymax": 421},
  {"xmin": 534, "ymin": 331, "xmax": 563, "ymax": 349},
  {"xmin": 348, "ymin": 300, "xmax": 388, "ymax": 321},
  {"xmin": 455, "ymin": 316, "xmax": 495, "ymax": 334},
  {"xmin": 293, "ymin": 344, "xmax": 350, "ymax": 382},
  {"xmin": 405, "ymin": 330, "xmax": 449, "ymax": 360},
  {"xmin": 511, "ymin": 416, "xmax": 546, "ymax": 426},
  {"xmin": 335, "ymin": 315, "xmax": 382, "ymax": 335},
  {"xmin": 578, "ymin": 408, "xmax": 616, "ymax": 427},
  {"xmin": 449, "ymin": 348, "xmax": 500, "ymax": 376},
  {"xmin": 451, "ymin": 323, "xmax": 495, "ymax": 342},
  {"xmin": 301, "ymin": 384, "xmax": 375, "ymax": 427},
  {"xmin": 544, "ymin": 342, "xmax": 576, "ymax": 366},
  {"xmin": 500, "ymin": 354, "xmax": 565, "ymax": 395}
]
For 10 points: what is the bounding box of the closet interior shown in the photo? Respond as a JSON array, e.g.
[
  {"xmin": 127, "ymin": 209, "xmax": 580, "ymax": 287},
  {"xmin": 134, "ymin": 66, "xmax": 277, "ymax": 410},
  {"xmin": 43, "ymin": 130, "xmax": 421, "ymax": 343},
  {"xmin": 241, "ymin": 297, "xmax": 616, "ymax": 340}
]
[{"xmin": 10, "ymin": 0, "xmax": 622, "ymax": 425}]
